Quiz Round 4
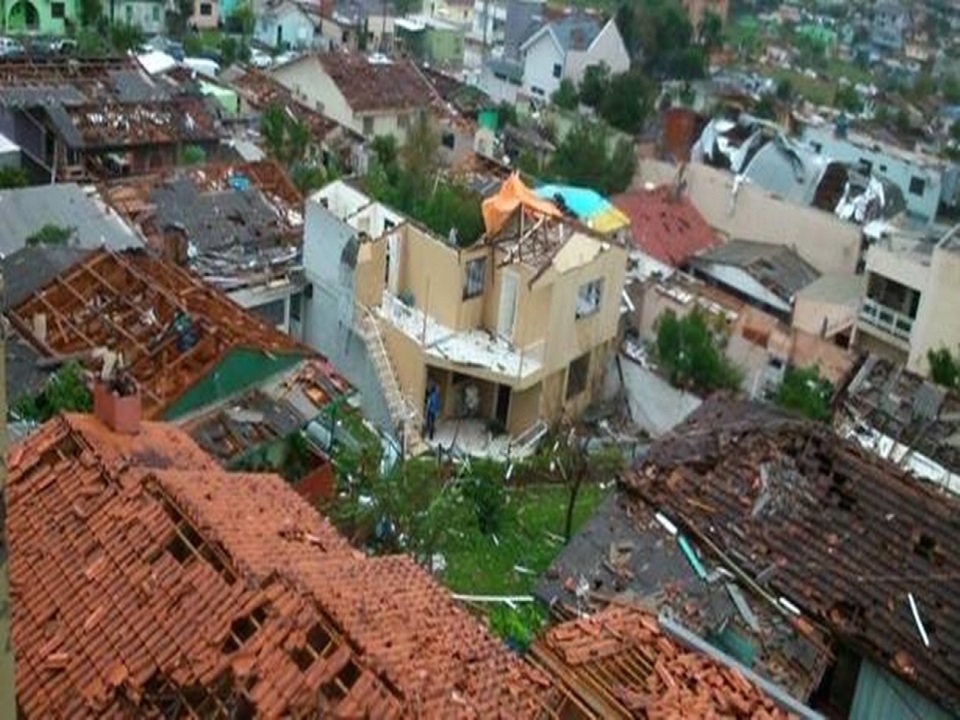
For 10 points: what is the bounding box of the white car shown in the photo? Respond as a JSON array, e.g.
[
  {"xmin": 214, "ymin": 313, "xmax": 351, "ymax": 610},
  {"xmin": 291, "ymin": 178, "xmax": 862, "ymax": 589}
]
[{"xmin": 250, "ymin": 48, "xmax": 272, "ymax": 69}]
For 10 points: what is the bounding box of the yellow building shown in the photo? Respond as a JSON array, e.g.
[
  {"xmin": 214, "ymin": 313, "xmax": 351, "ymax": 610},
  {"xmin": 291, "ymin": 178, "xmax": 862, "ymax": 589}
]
[{"xmin": 302, "ymin": 180, "xmax": 629, "ymax": 454}]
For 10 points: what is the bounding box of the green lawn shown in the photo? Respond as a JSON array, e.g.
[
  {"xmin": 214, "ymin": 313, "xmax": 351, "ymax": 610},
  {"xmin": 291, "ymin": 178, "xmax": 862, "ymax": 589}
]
[{"xmin": 439, "ymin": 482, "xmax": 609, "ymax": 595}]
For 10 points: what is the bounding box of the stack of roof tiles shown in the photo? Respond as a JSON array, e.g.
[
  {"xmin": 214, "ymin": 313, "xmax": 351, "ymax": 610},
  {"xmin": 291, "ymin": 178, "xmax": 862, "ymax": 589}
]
[
  {"xmin": 624, "ymin": 397, "xmax": 960, "ymax": 715},
  {"xmin": 532, "ymin": 605, "xmax": 791, "ymax": 719},
  {"xmin": 7, "ymin": 413, "xmax": 564, "ymax": 717}
]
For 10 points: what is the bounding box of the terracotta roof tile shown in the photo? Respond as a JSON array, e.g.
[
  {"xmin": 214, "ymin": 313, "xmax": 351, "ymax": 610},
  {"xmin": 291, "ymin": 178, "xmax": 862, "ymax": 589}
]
[
  {"xmin": 317, "ymin": 52, "xmax": 434, "ymax": 113},
  {"xmin": 8, "ymin": 414, "xmax": 563, "ymax": 718},
  {"xmin": 533, "ymin": 604, "xmax": 793, "ymax": 719},
  {"xmin": 613, "ymin": 186, "xmax": 720, "ymax": 267}
]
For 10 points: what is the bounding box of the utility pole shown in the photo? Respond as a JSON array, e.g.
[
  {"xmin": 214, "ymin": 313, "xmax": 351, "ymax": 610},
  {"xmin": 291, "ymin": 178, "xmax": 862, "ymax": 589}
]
[{"xmin": 0, "ymin": 269, "xmax": 15, "ymax": 720}]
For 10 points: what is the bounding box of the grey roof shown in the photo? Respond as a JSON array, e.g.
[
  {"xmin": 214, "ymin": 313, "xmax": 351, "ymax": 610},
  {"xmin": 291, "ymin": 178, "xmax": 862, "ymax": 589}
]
[
  {"xmin": 486, "ymin": 56, "xmax": 523, "ymax": 83},
  {"xmin": 0, "ymin": 85, "xmax": 86, "ymax": 108},
  {"xmin": 44, "ymin": 103, "xmax": 86, "ymax": 148},
  {"xmin": 742, "ymin": 136, "xmax": 832, "ymax": 207},
  {"xmin": 691, "ymin": 239, "xmax": 820, "ymax": 302},
  {"xmin": 109, "ymin": 69, "xmax": 172, "ymax": 104},
  {"xmin": 504, "ymin": 0, "xmax": 544, "ymax": 55},
  {"xmin": 6, "ymin": 330, "xmax": 51, "ymax": 408},
  {"xmin": 524, "ymin": 15, "xmax": 602, "ymax": 53},
  {"xmin": 151, "ymin": 178, "xmax": 287, "ymax": 252},
  {"xmin": 794, "ymin": 272, "xmax": 865, "ymax": 305},
  {"xmin": 0, "ymin": 184, "xmax": 142, "ymax": 257},
  {"xmin": 1, "ymin": 245, "xmax": 94, "ymax": 309}
]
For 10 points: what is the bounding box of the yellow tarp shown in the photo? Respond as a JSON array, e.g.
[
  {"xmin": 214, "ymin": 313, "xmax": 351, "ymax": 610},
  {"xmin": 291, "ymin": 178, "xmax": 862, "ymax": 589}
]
[
  {"xmin": 482, "ymin": 173, "xmax": 561, "ymax": 235},
  {"xmin": 587, "ymin": 205, "xmax": 631, "ymax": 235}
]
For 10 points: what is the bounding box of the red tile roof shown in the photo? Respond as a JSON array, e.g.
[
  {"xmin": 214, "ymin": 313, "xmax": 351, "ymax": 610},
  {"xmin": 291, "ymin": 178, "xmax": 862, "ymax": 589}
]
[
  {"xmin": 532, "ymin": 605, "xmax": 792, "ymax": 718},
  {"xmin": 317, "ymin": 52, "xmax": 434, "ymax": 113},
  {"xmin": 7, "ymin": 413, "xmax": 565, "ymax": 718},
  {"xmin": 613, "ymin": 186, "xmax": 720, "ymax": 267}
]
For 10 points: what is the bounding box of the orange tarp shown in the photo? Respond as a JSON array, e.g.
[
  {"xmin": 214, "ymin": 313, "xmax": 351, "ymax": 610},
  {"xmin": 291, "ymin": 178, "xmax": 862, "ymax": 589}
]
[{"xmin": 482, "ymin": 173, "xmax": 561, "ymax": 235}]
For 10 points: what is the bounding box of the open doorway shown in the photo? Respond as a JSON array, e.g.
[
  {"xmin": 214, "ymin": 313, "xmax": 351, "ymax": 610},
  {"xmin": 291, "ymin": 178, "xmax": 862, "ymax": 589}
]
[{"xmin": 495, "ymin": 384, "xmax": 510, "ymax": 430}]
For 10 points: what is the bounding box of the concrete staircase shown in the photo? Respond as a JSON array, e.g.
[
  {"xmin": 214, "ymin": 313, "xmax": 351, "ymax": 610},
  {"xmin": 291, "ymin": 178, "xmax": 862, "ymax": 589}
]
[{"xmin": 357, "ymin": 307, "xmax": 427, "ymax": 457}]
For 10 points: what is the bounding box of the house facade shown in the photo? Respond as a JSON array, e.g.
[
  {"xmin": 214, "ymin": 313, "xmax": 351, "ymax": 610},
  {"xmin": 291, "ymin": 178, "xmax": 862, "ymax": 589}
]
[
  {"xmin": 191, "ymin": 0, "xmax": 219, "ymax": 28},
  {"xmin": 394, "ymin": 14, "xmax": 464, "ymax": 65},
  {"xmin": 3, "ymin": 0, "xmax": 78, "ymax": 34},
  {"xmin": 301, "ymin": 180, "xmax": 628, "ymax": 453},
  {"xmin": 481, "ymin": 15, "xmax": 629, "ymax": 104},
  {"xmin": 271, "ymin": 52, "xmax": 434, "ymax": 143},
  {"xmin": 119, "ymin": 0, "xmax": 165, "ymax": 33},
  {"xmin": 255, "ymin": 0, "xmax": 325, "ymax": 49},
  {"xmin": 853, "ymin": 223, "xmax": 960, "ymax": 377}
]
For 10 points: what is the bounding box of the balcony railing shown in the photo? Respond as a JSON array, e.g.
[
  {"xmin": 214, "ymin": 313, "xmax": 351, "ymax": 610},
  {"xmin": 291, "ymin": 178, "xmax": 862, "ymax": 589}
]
[{"xmin": 859, "ymin": 297, "xmax": 914, "ymax": 342}]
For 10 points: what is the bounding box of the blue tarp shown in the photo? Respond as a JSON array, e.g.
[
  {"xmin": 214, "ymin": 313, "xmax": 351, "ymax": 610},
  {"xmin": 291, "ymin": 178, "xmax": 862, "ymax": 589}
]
[{"xmin": 534, "ymin": 184, "xmax": 610, "ymax": 220}]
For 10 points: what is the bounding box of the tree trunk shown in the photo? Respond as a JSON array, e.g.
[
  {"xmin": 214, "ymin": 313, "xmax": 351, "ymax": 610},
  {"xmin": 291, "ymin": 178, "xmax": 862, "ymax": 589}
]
[{"xmin": 564, "ymin": 473, "xmax": 582, "ymax": 544}]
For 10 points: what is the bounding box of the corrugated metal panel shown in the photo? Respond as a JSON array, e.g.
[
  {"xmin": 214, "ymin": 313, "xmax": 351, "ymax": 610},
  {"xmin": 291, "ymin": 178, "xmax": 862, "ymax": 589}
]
[{"xmin": 850, "ymin": 659, "xmax": 956, "ymax": 720}]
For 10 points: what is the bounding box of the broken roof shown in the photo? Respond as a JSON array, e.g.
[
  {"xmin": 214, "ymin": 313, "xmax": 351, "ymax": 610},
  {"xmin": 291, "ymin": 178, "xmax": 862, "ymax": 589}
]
[
  {"xmin": 613, "ymin": 186, "xmax": 720, "ymax": 267},
  {"xmin": 625, "ymin": 397, "xmax": 960, "ymax": 714},
  {"xmin": 7, "ymin": 412, "xmax": 565, "ymax": 717},
  {"xmin": 535, "ymin": 493, "xmax": 831, "ymax": 704},
  {"xmin": 103, "ymin": 161, "xmax": 305, "ymax": 293},
  {"xmin": 531, "ymin": 604, "xmax": 794, "ymax": 718},
  {"xmin": 840, "ymin": 354, "xmax": 960, "ymax": 494},
  {"xmin": 316, "ymin": 52, "xmax": 434, "ymax": 114},
  {"xmin": 8, "ymin": 249, "xmax": 307, "ymax": 419},
  {"xmin": 0, "ymin": 184, "xmax": 142, "ymax": 257},
  {"xmin": 689, "ymin": 239, "xmax": 820, "ymax": 304},
  {"xmin": 0, "ymin": 57, "xmax": 221, "ymax": 151}
]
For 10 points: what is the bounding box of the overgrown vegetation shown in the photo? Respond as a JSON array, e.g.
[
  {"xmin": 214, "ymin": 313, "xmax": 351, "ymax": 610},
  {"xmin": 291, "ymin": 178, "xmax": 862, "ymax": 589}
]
[
  {"xmin": 260, "ymin": 103, "xmax": 330, "ymax": 194},
  {"xmin": 0, "ymin": 166, "xmax": 28, "ymax": 189},
  {"xmin": 13, "ymin": 363, "xmax": 92, "ymax": 423},
  {"xmin": 366, "ymin": 120, "xmax": 485, "ymax": 246},
  {"xmin": 547, "ymin": 119, "xmax": 637, "ymax": 196},
  {"xmin": 616, "ymin": 0, "xmax": 706, "ymax": 80},
  {"xmin": 928, "ymin": 347, "xmax": 960, "ymax": 388},
  {"xmin": 774, "ymin": 366, "xmax": 833, "ymax": 421},
  {"xmin": 25, "ymin": 224, "xmax": 75, "ymax": 247},
  {"xmin": 653, "ymin": 308, "xmax": 742, "ymax": 394},
  {"xmin": 180, "ymin": 144, "xmax": 207, "ymax": 165},
  {"xmin": 558, "ymin": 64, "xmax": 655, "ymax": 136}
]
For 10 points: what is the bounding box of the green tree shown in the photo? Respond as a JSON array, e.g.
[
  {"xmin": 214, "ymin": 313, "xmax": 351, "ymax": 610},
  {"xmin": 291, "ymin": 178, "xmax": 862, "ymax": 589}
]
[
  {"xmin": 774, "ymin": 366, "xmax": 833, "ymax": 421},
  {"xmin": 548, "ymin": 119, "xmax": 636, "ymax": 195},
  {"xmin": 180, "ymin": 145, "xmax": 206, "ymax": 165},
  {"xmin": 579, "ymin": 63, "xmax": 611, "ymax": 109},
  {"xmin": 229, "ymin": 1, "xmax": 255, "ymax": 35},
  {"xmin": 951, "ymin": 120, "xmax": 960, "ymax": 143},
  {"xmin": 909, "ymin": 73, "xmax": 936, "ymax": 103},
  {"xmin": 400, "ymin": 111, "xmax": 441, "ymax": 203},
  {"xmin": 834, "ymin": 84, "xmax": 862, "ymax": 114},
  {"xmin": 551, "ymin": 78, "xmax": 579, "ymax": 110},
  {"xmin": 26, "ymin": 224, "xmax": 75, "ymax": 247},
  {"xmin": 625, "ymin": 0, "xmax": 704, "ymax": 79},
  {"xmin": 776, "ymin": 77, "xmax": 793, "ymax": 101},
  {"xmin": 943, "ymin": 75, "xmax": 960, "ymax": 104},
  {"xmin": 0, "ymin": 166, "xmax": 28, "ymax": 189},
  {"xmin": 13, "ymin": 363, "xmax": 92, "ymax": 423},
  {"xmin": 599, "ymin": 69, "xmax": 654, "ymax": 135},
  {"xmin": 109, "ymin": 22, "xmax": 143, "ymax": 52},
  {"xmin": 418, "ymin": 182, "xmax": 485, "ymax": 246},
  {"xmin": 698, "ymin": 10, "xmax": 723, "ymax": 52},
  {"xmin": 260, "ymin": 104, "xmax": 314, "ymax": 166},
  {"xmin": 78, "ymin": 0, "xmax": 101, "ymax": 27},
  {"xmin": 928, "ymin": 347, "xmax": 960, "ymax": 388},
  {"xmin": 653, "ymin": 308, "xmax": 742, "ymax": 394},
  {"xmin": 753, "ymin": 94, "xmax": 777, "ymax": 120}
]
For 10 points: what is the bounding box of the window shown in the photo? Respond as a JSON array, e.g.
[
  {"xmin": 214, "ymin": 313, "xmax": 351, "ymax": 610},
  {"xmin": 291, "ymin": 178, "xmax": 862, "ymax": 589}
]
[
  {"xmin": 199, "ymin": 2, "xmax": 212, "ymax": 15},
  {"xmin": 857, "ymin": 158, "xmax": 872, "ymax": 175},
  {"xmin": 363, "ymin": 116, "xmax": 375, "ymax": 136},
  {"xmin": 566, "ymin": 353, "xmax": 590, "ymax": 400},
  {"xmin": 552, "ymin": 63, "xmax": 561, "ymax": 78},
  {"xmin": 152, "ymin": 4, "xmax": 160, "ymax": 20},
  {"xmin": 290, "ymin": 292, "xmax": 302, "ymax": 322},
  {"xmin": 909, "ymin": 175, "xmax": 926, "ymax": 196},
  {"xmin": 531, "ymin": 85, "xmax": 545, "ymax": 96},
  {"xmin": 811, "ymin": 141, "xmax": 822, "ymax": 154},
  {"xmin": 51, "ymin": 1, "xmax": 65, "ymax": 17},
  {"xmin": 463, "ymin": 257, "xmax": 486, "ymax": 299},
  {"xmin": 251, "ymin": 298, "xmax": 286, "ymax": 327},
  {"xmin": 575, "ymin": 279, "xmax": 603, "ymax": 319}
]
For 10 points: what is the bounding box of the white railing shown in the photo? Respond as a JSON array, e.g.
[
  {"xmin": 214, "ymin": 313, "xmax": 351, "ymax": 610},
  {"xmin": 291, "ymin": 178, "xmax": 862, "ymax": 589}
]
[{"xmin": 859, "ymin": 298, "xmax": 914, "ymax": 342}]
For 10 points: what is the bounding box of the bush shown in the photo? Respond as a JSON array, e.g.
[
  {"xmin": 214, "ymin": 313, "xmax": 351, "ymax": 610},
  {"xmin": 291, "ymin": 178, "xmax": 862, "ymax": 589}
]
[
  {"xmin": 774, "ymin": 366, "xmax": 833, "ymax": 421},
  {"xmin": 463, "ymin": 473, "xmax": 505, "ymax": 536},
  {"xmin": 653, "ymin": 308, "xmax": 742, "ymax": 394},
  {"xmin": 928, "ymin": 347, "xmax": 960, "ymax": 388},
  {"xmin": 14, "ymin": 363, "xmax": 92, "ymax": 422}
]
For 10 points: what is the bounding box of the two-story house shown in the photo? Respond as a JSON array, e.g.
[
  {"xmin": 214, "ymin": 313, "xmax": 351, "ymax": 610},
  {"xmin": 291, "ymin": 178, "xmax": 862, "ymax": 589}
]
[
  {"xmin": 3, "ymin": 0, "xmax": 78, "ymax": 34},
  {"xmin": 852, "ymin": 223, "xmax": 960, "ymax": 377},
  {"xmin": 255, "ymin": 0, "xmax": 325, "ymax": 50},
  {"xmin": 301, "ymin": 178, "xmax": 628, "ymax": 455},
  {"xmin": 272, "ymin": 52, "xmax": 435, "ymax": 143},
  {"xmin": 480, "ymin": 14, "xmax": 629, "ymax": 104}
]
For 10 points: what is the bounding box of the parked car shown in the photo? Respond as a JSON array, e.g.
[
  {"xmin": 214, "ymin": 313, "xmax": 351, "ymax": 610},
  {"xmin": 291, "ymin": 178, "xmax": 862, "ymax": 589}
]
[
  {"xmin": 0, "ymin": 36, "xmax": 25, "ymax": 58},
  {"xmin": 250, "ymin": 47, "xmax": 272, "ymax": 69}
]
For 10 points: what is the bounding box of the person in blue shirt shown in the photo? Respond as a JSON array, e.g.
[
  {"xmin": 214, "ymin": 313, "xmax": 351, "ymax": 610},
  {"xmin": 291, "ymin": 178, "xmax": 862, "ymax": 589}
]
[{"xmin": 424, "ymin": 381, "xmax": 440, "ymax": 440}]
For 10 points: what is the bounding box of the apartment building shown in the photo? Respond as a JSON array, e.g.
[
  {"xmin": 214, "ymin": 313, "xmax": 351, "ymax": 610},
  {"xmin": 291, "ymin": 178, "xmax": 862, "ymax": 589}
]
[
  {"xmin": 853, "ymin": 223, "xmax": 960, "ymax": 376},
  {"xmin": 301, "ymin": 179, "xmax": 628, "ymax": 455}
]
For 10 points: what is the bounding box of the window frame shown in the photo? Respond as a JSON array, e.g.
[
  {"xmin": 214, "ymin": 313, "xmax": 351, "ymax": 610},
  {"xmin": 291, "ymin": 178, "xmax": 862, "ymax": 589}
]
[
  {"xmin": 199, "ymin": 2, "xmax": 213, "ymax": 15},
  {"xmin": 575, "ymin": 279, "xmax": 603, "ymax": 320},
  {"xmin": 909, "ymin": 175, "xmax": 926, "ymax": 196},
  {"xmin": 552, "ymin": 63, "xmax": 562, "ymax": 78},
  {"xmin": 565, "ymin": 352, "xmax": 590, "ymax": 400},
  {"xmin": 463, "ymin": 257, "xmax": 486, "ymax": 299},
  {"xmin": 51, "ymin": 1, "xmax": 65, "ymax": 18}
]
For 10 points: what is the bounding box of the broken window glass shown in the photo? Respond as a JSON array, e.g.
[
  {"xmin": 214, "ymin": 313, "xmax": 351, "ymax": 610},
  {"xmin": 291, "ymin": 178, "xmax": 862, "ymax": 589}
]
[
  {"xmin": 463, "ymin": 257, "xmax": 486, "ymax": 299},
  {"xmin": 575, "ymin": 279, "xmax": 603, "ymax": 319}
]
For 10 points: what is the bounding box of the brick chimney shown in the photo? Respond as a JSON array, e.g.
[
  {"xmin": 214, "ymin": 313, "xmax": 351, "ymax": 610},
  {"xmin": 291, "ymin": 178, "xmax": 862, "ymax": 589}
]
[{"xmin": 93, "ymin": 373, "xmax": 141, "ymax": 435}]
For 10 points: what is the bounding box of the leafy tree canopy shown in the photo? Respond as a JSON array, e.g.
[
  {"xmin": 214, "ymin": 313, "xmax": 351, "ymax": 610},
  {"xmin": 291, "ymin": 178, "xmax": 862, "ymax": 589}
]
[
  {"xmin": 13, "ymin": 363, "xmax": 92, "ymax": 423},
  {"xmin": 928, "ymin": 347, "xmax": 960, "ymax": 388},
  {"xmin": 547, "ymin": 119, "xmax": 637, "ymax": 195},
  {"xmin": 774, "ymin": 366, "xmax": 833, "ymax": 421},
  {"xmin": 653, "ymin": 308, "xmax": 742, "ymax": 394},
  {"xmin": 551, "ymin": 78, "xmax": 579, "ymax": 110}
]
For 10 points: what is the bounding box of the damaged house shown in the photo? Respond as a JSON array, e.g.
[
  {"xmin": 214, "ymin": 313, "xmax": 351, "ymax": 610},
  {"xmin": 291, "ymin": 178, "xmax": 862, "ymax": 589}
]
[
  {"xmin": 103, "ymin": 160, "xmax": 307, "ymax": 335},
  {"xmin": 580, "ymin": 398, "xmax": 960, "ymax": 719},
  {"xmin": 7, "ymin": 248, "xmax": 312, "ymax": 421},
  {"xmin": 692, "ymin": 115, "xmax": 907, "ymax": 228},
  {"xmin": 0, "ymin": 56, "xmax": 223, "ymax": 181},
  {"xmin": 5, "ymin": 406, "xmax": 574, "ymax": 717},
  {"xmin": 301, "ymin": 177, "xmax": 628, "ymax": 456}
]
